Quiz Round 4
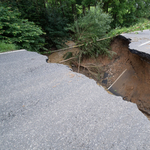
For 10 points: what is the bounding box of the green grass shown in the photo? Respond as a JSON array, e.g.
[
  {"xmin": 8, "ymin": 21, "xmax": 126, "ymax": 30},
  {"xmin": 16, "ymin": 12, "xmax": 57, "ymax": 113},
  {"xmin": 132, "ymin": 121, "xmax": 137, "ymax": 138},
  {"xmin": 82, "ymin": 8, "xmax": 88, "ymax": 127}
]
[
  {"xmin": 0, "ymin": 41, "xmax": 17, "ymax": 53},
  {"xmin": 107, "ymin": 18, "xmax": 150, "ymax": 38}
]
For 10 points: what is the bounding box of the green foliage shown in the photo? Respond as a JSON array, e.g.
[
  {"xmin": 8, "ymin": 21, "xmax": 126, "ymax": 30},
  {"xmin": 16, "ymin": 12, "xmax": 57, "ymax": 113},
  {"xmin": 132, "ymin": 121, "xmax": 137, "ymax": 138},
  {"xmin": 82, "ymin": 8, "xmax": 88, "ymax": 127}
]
[
  {"xmin": 43, "ymin": 5, "xmax": 70, "ymax": 49},
  {"xmin": 0, "ymin": 4, "xmax": 45, "ymax": 52},
  {"xmin": 81, "ymin": 0, "xmax": 97, "ymax": 7},
  {"xmin": 0, "ymin": 41, "xmax": 17, "ymax": 53},
  {"xmin": 1, "ymin": 0, "xmax": 150, "ymax": 55},
  {"xmin": 107, "ymin": 18, "xmax": 150, "ymax": 38},
  {"xmin": 69, "ymin": 5, "xmax": 112, "ymax": 40},
  {"xmin": 68, "ymin": 5, "xmax": 112, "ymax": 57},
  {"xmin": 81, "ymin": 39, "xmax": 112, "ymax": 58},
  {"xmin": 102, "ymin": 0, "xmax": 150, "ymax": 28},
  {"xmin": 3, "ymin": 0, "xmax": 73, "ymax": 49}
]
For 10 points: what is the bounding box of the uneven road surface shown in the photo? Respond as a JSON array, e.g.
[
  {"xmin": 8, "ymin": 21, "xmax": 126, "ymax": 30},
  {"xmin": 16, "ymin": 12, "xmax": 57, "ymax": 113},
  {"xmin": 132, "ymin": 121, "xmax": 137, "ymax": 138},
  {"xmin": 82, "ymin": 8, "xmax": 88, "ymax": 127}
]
[{"xmin": 1, "ymin": 50, "xmax": 150, "ymax": 150}]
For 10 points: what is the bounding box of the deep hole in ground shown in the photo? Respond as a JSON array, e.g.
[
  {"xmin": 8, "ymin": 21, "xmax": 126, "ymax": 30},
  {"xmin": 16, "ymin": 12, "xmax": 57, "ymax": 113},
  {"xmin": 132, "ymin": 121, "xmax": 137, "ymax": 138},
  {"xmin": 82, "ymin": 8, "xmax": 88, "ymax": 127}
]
[{"xmin": 48, "ymin": 36, "xmax": 150, "ymax": 119}]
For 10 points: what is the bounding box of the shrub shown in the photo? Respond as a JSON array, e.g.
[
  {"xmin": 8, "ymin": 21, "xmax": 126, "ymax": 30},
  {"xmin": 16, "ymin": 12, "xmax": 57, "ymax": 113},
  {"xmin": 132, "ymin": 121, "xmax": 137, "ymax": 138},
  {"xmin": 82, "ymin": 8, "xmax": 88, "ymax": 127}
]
[
  {"xmin": 0, "ymin": 5, "xmax": 45, "ymax": 52},
  {"xmin": 68, "ymin": 5, "xmax": 112, "ymax": 57}
]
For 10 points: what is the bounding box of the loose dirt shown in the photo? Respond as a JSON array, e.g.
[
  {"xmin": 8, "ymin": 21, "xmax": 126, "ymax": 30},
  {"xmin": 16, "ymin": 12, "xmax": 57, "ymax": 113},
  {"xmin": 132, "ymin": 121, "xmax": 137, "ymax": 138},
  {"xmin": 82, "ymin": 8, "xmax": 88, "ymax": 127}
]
[{"xmin": 48, "ymin": 37, "xmax": 150, "ymax": 117}]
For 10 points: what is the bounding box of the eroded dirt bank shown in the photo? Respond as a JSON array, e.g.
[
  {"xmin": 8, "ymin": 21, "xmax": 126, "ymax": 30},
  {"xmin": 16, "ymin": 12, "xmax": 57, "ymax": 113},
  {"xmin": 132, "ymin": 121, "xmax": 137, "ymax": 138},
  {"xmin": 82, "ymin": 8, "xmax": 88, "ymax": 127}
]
[
  {"xmin": 48, "ymin": 37, "xmax": 150, "ymax": 115},
  {"xmin": 108, "ymin": 36, "xmax": 150, "ymax": 115}
]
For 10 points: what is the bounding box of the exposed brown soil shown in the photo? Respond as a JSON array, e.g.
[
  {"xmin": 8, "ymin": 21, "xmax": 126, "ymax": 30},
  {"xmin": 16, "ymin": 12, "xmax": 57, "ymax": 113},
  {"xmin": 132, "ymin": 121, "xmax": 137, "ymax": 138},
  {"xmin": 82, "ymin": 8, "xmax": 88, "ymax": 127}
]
[
  {"xmin": 48, "ymin": 37, "xmax": 150, "ymax": 116},
  {"xmin": 48, "ymin": 41, "xmax": 79, "ymax": 68}
]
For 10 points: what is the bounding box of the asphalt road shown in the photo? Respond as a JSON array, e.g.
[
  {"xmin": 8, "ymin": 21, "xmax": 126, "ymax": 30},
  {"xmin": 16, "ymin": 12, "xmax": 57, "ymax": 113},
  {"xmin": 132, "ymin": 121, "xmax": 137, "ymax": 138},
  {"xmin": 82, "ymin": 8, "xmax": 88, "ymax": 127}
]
[
  {"xmin": 122, "ymin": 29, "xmax": 150, "ymax": 54},
  {"xmin": 1, "ymin": 50, "xmax": 150, "ymax": 150}
]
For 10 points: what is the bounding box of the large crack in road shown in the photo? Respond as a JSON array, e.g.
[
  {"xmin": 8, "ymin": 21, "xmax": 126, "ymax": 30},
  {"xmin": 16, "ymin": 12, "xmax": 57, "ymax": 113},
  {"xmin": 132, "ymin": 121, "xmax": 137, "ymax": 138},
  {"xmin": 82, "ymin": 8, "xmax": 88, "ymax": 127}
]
[{"xmin": 48, "ymin": 32, "xmax": 150, "ymax": 117}]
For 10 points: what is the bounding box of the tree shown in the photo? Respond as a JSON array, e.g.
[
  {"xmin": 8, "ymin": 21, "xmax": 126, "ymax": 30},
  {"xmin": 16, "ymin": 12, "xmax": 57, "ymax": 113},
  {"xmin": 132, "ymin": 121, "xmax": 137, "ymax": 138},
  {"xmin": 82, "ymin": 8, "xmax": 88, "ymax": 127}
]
[
  {"xmin": 0, "ymin": 4, "xmax": 45, "ymax": 52},
  {"xmin": 101, "ymin": 0, "xmax": 150, "ymax": 28}
]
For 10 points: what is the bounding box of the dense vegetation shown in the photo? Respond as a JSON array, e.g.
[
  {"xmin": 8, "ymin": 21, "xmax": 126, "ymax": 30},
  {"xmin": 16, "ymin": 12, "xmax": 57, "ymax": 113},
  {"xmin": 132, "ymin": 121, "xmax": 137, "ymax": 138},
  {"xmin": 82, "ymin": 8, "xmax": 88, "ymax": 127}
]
[
  {"xmin": 0, "ymin": 5, "xmax": 45, "ymax": 52},
  {"xmin": 0, "ymin": 0, "xmax": 150, "ymax": 55}
]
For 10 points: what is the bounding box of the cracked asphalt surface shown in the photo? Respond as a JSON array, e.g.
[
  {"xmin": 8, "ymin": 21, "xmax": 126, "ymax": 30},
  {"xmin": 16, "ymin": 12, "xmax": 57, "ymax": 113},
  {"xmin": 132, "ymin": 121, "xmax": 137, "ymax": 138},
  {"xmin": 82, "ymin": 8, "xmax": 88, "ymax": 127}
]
[{"xmin": 1, "ymin": 50, "xmax": 150, "ymax": 150}]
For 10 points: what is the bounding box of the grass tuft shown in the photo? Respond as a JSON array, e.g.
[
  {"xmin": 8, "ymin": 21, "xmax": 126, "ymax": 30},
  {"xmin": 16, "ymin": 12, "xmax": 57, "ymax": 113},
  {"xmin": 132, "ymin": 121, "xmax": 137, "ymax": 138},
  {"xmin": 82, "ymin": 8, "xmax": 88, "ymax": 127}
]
[{"xmin": 0, "ymin": 41, "xmax": 17, "ymax": 53}]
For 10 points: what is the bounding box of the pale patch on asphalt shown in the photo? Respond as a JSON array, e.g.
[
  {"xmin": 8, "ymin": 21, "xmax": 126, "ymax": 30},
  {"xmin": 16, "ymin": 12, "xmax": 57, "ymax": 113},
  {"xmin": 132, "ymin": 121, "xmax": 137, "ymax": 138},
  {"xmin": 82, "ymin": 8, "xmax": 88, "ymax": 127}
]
[{"xmin": 138, "ymin": 41, "xmax": 150, "ymax": 47}]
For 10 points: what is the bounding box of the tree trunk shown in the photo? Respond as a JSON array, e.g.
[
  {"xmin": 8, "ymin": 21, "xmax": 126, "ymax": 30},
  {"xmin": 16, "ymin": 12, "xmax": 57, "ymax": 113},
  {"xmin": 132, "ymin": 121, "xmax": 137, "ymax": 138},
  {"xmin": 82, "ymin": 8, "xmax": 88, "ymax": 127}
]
[
  {"xmin": 72, "ymin": 4, "xmax": 77, "ymax": 20},
  {"xmin": 103, "ymin": 2, "xmax": 109, "ymax": 13},
  {"xmin": 72, "ymin": 4, "xmax": 74, "ymax": 15},
  {"xmin": 88, "ymin": 5, "xmax": 90, "ymax": 11},
  {"xmin": 74, "ymin": 4, "xmax": 77, "ymax": 19},
  {"xmin": 60, "ymin": 0, "xmax": 65, "ymax": 17},
  {"xmin": 83, "ymin": 5, "xmax": 85, "ymax": 15},
  {"xmin": 43, "ymin": 0, "xmax": 46, "ymax": 8},
  {"xmin": 55, "ymin": 0, "xmax": 58, "ymax": 6}
]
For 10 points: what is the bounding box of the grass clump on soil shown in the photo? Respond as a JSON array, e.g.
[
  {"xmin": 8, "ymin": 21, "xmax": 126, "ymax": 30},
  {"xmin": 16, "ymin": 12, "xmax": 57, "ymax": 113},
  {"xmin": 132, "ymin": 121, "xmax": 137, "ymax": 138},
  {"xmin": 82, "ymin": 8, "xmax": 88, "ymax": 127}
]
[{"xmin": 0, "ymin": 41, "xmax": 17, "ymax": 53}]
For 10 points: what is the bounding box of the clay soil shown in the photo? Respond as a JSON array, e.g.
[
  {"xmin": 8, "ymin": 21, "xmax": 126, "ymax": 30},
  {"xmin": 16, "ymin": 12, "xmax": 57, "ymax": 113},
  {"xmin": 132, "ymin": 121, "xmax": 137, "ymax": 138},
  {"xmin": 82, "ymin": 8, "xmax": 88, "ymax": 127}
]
[{"xmin": 48, "ymin": 37, "xmax": 150, "ymax": 116}]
